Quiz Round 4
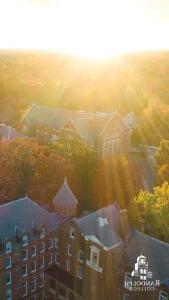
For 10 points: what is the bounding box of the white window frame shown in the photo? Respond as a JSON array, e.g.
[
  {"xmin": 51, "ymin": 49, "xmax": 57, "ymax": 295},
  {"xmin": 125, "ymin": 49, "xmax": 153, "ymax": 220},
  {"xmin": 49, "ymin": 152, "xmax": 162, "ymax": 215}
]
[
  {"xmin": 22, "ymin": 249, "xmax": 28, "ymax": 262},
  {"xmin": 31, "ymin": 245, "xmax": 36, "ymax": 257},
  {"xmin": 55, "ymin": 253, "xmax": 60, "ymax": 265},
  {"xmin": 40, "ymin": 256, "xmax": 44, "ymax": 269},
  {"xmin": 22, "ymin": 235, "xmax": 28, "ymax": 247},
  {"xmin": 67, "ymin": 259, "xmax": 71, "ymax": 271},
  {"xmin": 70, "ymin": 227, "xmax": 75, "ymax": 239},
  {"xmin": 22, "ymin": 264, "xmax": 27, "ymax": 278},
  {"xmin": 159, "ymin": 291, "xmax": 168, "ymax": 300},
  {"xmin": 31, "ymin": 277, "xmax": 36, "ymax": 293},
  {"xmin": 40, "ymin": 241, "xmax": 45, "ymax": 253},
  {"xmin": 48, "ymin": 253, "xmax": 53, "ymax": 265},
  {"xmin": 40, "ymin": 227, "xmax": 45, "ymax": 239},
  {"xmin": 90, "ymin": 246, "xmax": 99, "ymax": 267},
  {"xmin": 67, "ymin": 244, "xmax": 72, "ymax": 256},
  {"xmin": 77, "ymin": 264, "xmax": 83, "ymax": 279},
  {"xmin": 39, "ymin": 272, "xmax": 44, "ymax": 288},
  {"xmin": 124, "ymin": 272, "xmax": 132, "ymax": 290},
  {"xmin": 31, "ymin": 260, "xmax": 36, "ymax": 273},
  {"xmin": 5, "ymin": 257, "xmax": 11, "ymax": 269},
  {"xmin": 48, "ymin": 238, "xmax": 53, "ymax": 249},
  {"xmin": 6, "ymin": 242, "xmax": 12, "ymax": 254},
  {"xmin": 22, "ymin": 281, "xmax": 28, "ymax": 297},
  {"xmin": 6, "ymin": 271, "xmax": 12, "ymax": 286},
  {"xmin": 78, "ymin": 250, "xmax": 84, "ymax": 263}
]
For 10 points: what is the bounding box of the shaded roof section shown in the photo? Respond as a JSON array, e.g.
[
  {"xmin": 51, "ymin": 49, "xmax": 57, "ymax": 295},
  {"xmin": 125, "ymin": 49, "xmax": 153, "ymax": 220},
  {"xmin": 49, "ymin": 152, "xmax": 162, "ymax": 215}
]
[
  {"xmin": 0, "ymin": 124, "xmax": 26, "ymax": 140},
  {"xmin": 75, "ymin": 203, "xmax": 122, "ymax": 248},
  {"xmin": 124, "ymin": 230, "xmax": 169, "ymax": 282},
  {"xmin": 53, "ymin": 178, "xmax": 78, "ymax": 207},
  {"xmin": 0, "ymin": 197, "xmax": 67, "ymax": 242},
  {"xmin": 23, "ymin": 104, "xmax": 120, "ymax": 144},
  {"xmin": 46, "ymin": 265, "xmax": 83, "ymax": 296}
]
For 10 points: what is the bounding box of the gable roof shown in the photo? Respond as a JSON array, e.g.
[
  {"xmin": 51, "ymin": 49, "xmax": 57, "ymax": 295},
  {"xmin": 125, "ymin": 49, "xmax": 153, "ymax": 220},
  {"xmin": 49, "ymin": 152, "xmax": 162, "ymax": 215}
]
[
  {"xmin": 0, "ymin": 124, "xmax": 26, "ymax": 140},
  {"xmin": 124, "ymin": 230, "xmax": 169, "ymax": 282},
  {"xmin": 75, "ymin": 203, "xmax": 122, "ymax": 248},
  {"xmin": 53, "ymin": 178, "xmax": 78, "ymax": 207},
  {"xmin": 0, "ymin": 197, "xmax": 67, "ymax": 243}
]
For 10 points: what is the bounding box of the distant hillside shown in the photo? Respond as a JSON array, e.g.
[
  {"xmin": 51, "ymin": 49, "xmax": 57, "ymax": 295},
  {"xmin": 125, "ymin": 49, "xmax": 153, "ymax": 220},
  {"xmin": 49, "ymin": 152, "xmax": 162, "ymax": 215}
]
[{"xmin": 0, "ymin": 50, "xmax": 169, "ymax": 125}]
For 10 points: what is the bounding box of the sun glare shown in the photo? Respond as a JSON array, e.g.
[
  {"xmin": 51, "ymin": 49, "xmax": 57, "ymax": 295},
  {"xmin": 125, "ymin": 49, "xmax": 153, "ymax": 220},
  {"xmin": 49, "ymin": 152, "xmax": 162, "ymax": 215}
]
[{"xmin": 0, "ymin": 0, "xmax": 168, "ymax": 58}]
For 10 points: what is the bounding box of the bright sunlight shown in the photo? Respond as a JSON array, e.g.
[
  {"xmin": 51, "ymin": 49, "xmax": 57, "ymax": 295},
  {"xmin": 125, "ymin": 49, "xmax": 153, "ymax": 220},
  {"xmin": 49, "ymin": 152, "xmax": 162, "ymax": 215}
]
[{"xmin": 0, "ymin": 0, "xmax": 169, "ymax": 58}]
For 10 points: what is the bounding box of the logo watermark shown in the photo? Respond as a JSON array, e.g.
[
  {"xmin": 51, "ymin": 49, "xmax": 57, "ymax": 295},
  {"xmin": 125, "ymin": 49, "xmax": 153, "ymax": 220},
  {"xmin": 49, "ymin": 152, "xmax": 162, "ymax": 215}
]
[{"xmin": 124, "ymin": 254, "xmax": 160, "ymax": 292}]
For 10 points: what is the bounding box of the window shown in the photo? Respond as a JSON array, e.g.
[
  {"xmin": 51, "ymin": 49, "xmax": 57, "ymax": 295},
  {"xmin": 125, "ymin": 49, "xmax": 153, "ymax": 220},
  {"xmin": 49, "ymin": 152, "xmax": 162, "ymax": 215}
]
[
  {"xmin": 6, "ymin": 287, "xmax": 12, "ymax": 300},
  {"xmin": 77, "ymin": 264, "xmax": 83, "ymax": 279},
  {"xmin": 59, "ymin": 286, "xmax": 66, "ymax": 299},
  {"xmin": 159, "ymin": 291, "xmax": 168, "ymax": 300},
  {"xmin": 67, "ymin": 244, "xmax": 72, "ymax": 256},
  {"xmin": 31, "ymin": 295, "xmax": 36, "ymax": 300},
  {"xmin": 90, "ymin": 247, "xmax": 99, "ymax": 266},
  {"xmin": 55, "ymin": 253, "xmax": 60, "ymax": 265},
  {"xmin": 31, "ymin": 277, "xmax": 36, "ymax": 292},
  {"xmin": 123, "ymin": 293, "xmax": 130, "ymax": 300},
  {"xmin": 5, "ymin": 257, "xmax": 11, "ymax": 269},
  {"xmin": 22, "ymin": 265, "xmax": 27, "ymax": 277},
  {"xmin": 48, "ymin": 238, "xmax": 53, "ymax": 249},
  {"xmin": 39, "ymin": 272, "xmax": 44, "ymax": 287},
  {"xmin": 40, "ymin": 241, "xmax": 45, "ymax": 253},
  {"xmin": 40, "ymin": 256, "xmax": 44, "ymax": 269},
  {"xmin": 78, "ymin": 250, "xmax": 84, "ymax": 263},
  {"xmin": 31, "ymin": 245, "xmax": 36, "ymax": 257},
  {"xmin": 86, "ymin": 246, "xmax": 102, "ymax": 273},
  {"xmin": 22, "ymin": 235, "xmax": 28, "ymax": 247},
  {"xmin": 5, "ymin": 242, "xmax": 12, "ymax": 254},
  {"xmin": 31, "ymin": 260, "xmax": 36, "ymax": 273},
  {"xmin": 124, "ymin": 273, "xmax": 132, "ymax": 290},
  {"xmin": 39, "ymin": 290, "xmax": 45, "ymax": 300},
  {"xmin": 22, "ymin": 281, "xmax": 27, "ymax": 297},
  {"xmin": 55, "ymin": 237, "xmax": 59, "ymax": 249},
  {"xmin": 6, "ymin": 272, "xmax": 11, "ymax": 285},
  {"xmin": 140, "ymin": 275, "xmax": 146, "ymax": 280},
  {"xmin": 40, "ymin": 227, "xmax": 45, "ymax": 239},
  {"xmin": 48, "ymin": 253, "xmax": 53, "ymax": 265},
  {"xmin": 70, "ymin": 227, "xmax": 75, "ymax": 239},
  {"xmin": 67, "ymin": 260, "xmax": 71, "ymax": 271},
  {"xmin": 22, "ymin": 249, "xmax": 28, "ymax": 261}
]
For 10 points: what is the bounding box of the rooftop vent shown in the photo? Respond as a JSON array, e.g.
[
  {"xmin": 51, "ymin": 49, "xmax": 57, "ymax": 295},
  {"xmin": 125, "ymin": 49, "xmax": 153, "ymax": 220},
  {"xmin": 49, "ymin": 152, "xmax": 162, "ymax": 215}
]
[{"xmin": 98, "ymin": 217, "xmax": 108, "ymax": 227}]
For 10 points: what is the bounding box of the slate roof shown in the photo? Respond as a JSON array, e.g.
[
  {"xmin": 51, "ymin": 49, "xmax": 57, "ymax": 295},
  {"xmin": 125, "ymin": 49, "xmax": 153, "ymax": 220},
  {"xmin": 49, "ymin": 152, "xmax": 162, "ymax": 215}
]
[
  {"xmin": 124, "ymin": 230, "xmax": 169, "ymax": 282},
  {"xmin": 23, "ymin": 104, "xmax": 119, "ymax": 144},
  {"xmin": 53, "ymin": 178, "xmax": 78, "ymax": 207},
  {"xmin": 0, "ymin": 124, "xmax": 26, "ymax": 140},
  {"xmin": 0, "ymin": 197, "xmax": 67, "ymax": 243},
  {"xmin": 75, "ymin": 203, "xmax": 122, "ymax": 248}
]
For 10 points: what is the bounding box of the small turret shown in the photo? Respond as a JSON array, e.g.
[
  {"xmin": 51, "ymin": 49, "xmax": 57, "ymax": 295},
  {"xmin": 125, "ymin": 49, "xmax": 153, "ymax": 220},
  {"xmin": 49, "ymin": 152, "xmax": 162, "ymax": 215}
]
[{"xmin": 52, "ymin": 177, "xmax": 78, "ymax": 217}]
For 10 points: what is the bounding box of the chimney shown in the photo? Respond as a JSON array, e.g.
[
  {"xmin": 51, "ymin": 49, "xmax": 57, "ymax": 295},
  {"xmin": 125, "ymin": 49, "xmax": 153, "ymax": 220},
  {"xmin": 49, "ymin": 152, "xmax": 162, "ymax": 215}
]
[{"xmin": 120, "ymin": 209, "xmax": 129, "ymax": 241}]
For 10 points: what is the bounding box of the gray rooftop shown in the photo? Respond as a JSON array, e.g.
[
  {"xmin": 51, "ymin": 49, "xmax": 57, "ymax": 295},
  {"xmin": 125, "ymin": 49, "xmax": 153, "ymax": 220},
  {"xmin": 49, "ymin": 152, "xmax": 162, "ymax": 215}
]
[
  {"xmin": 125, "ymin": 230, "xmax": 169, "ymax": 282},
  {"xmin": 75, "ymin": 203, "xmax": 122, "ymax": 248},
  {"xmin": 0, "ymin": 197, "xmax": 66, "ymax": 242},
  {"xmin": 0, "ymin": 124, "xmax": 26, "ymax": 140},
  {"xmin": 53, "ymin": 178, "xmax": 78, "ymax": 207}
]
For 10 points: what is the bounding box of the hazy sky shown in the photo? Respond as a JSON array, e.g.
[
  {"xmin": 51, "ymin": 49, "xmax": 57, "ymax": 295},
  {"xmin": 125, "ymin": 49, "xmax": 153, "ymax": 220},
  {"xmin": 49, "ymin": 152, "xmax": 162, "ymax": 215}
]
[{"xmin": 0, "ymin": 0, "xmax": 169, "ymax": 57}]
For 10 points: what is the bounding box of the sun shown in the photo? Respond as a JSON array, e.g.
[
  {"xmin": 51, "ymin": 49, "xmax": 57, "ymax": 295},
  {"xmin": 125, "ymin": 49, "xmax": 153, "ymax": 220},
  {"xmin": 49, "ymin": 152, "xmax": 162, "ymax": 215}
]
[{"xmin": 0, "ymin": 0, "xmax": 168, "ymax": 58}]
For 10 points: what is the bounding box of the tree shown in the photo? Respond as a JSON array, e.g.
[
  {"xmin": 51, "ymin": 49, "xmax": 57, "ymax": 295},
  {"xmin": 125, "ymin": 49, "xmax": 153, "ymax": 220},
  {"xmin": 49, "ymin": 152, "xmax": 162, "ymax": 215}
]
[{"xmin": 128, "ymin": 182, "xmax": 169, "ymax": 242}]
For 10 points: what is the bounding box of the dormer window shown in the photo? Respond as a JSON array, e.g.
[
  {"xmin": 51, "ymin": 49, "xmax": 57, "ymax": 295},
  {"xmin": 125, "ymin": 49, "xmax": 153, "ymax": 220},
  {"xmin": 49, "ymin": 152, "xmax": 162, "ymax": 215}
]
[
  {"xmin": 22, "ymin": 235, "xmax": 28, "ymax": 247},
  {"xmin": 40, "ymin": 227, "xmax": 45, "ymax": 239},
  {"xmin": 70, "ymin": 226, "xmax": 75, "ymax": 239},
  {"xmin": 86, "ymin": 245, "xmax": 102, "ymax": 273},
  {"xmin": 159, "ymin": 291, "xmax": 168, "ymax": 300},
  {"xmin": 5, "ymin": 242, "xmax": 12, "ymax": 254}
]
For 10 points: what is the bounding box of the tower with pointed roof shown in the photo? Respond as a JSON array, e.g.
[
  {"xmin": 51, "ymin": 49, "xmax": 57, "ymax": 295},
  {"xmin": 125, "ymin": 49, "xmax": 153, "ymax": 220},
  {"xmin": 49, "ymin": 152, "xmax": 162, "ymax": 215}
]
[{"xmin": 52, "ymin": 177, "xmax": 78, "ymax": 217}]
